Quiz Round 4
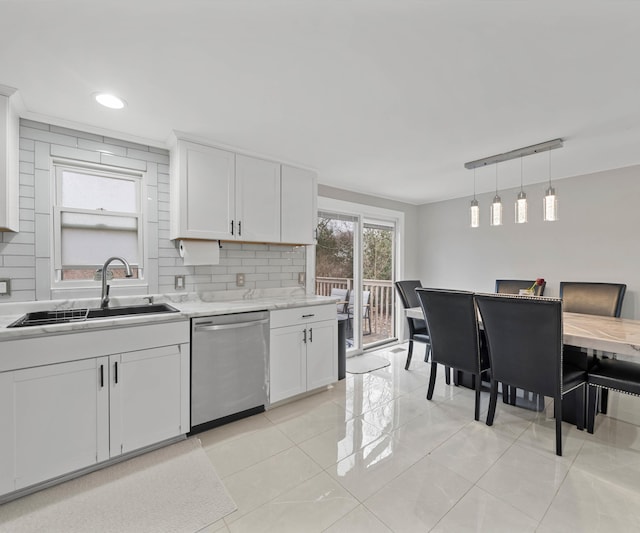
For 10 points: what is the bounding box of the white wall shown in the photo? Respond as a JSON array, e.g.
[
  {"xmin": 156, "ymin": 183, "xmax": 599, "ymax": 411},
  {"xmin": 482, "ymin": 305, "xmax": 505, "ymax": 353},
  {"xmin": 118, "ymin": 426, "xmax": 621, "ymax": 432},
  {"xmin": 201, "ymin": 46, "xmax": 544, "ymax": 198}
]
[{"xmin": 417, "ymin": 165, "xmax": 640, "ymax": 318}]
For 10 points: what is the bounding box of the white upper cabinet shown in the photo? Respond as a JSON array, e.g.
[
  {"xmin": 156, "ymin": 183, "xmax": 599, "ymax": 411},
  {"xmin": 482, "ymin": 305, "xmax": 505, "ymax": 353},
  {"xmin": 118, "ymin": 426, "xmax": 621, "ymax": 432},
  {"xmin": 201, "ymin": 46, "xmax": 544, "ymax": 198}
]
[
  {"xmin": 0, "ymin": 87, "xmax": 19, "ymax": 232},
  {"xmin": 170, "ymin": 139, "xmax": 235, "ymax": 240},
  {"xmin": 281, "ymin": 165, "xmax": 316, "ymax": 245},
  {"xmin": 235, "ymin": 154, "xmax": 281, "ymax": 242},
  {"xmin": 170, "ymin": 135, "xmax": 316, "ymax": 244}
]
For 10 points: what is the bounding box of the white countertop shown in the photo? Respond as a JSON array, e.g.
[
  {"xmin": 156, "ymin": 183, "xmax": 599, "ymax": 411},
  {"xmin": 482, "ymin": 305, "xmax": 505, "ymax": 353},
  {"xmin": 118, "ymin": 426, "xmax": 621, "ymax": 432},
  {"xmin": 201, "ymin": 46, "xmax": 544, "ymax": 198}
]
[{"xmin": 0, "ymin": 288, "xmax": 336, "ymax": 342}]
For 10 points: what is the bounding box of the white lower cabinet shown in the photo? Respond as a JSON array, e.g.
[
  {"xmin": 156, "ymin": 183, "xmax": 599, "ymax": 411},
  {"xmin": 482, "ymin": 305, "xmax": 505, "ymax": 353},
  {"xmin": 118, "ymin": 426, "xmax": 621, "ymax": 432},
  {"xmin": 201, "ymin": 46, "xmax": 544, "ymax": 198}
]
[
  {"xmin": 2, "ymin": 358, "xmax": 108, "ymax": 492},
  {"xmin": 110, "ymin": 345, "xmax": 184, "ymax": 456},
  {"xmin": 269, "ymin": 305, "xmax": 337, "ymax": 404},
  {"xmin": 0, "ymin": 323, "xmax": 189, "ymax": 498}
]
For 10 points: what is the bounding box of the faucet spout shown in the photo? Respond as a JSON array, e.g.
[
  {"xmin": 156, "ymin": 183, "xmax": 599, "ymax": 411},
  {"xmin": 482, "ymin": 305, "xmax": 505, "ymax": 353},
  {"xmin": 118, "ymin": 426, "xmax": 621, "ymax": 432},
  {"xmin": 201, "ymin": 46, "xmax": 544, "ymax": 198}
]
[{"xmin": 100, "ymin": 256, "xmax": 133, "ymax": 309}]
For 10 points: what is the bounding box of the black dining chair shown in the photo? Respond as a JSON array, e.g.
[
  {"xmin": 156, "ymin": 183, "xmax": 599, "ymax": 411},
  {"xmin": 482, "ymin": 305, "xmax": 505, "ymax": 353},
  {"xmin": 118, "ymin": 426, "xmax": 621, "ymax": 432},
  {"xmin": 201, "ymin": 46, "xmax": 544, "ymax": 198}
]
[
  {"xmin": 475, "ymin": 293, "xmax": 586, "ymax": 456},
  {"xmin": 560, "ymin": 281, "xmax": 627, "ymax": 415},
  {"xmin": 495, "ymin": 279, "xmax": 546, "ymax": 296},
  {"xmin": 415, "ymin": 288, "xmax": 489, "ymax": 421},
  {"xmin": 587, "ymin": 357, "xmax": 640, "ymax": 433},
  {"xmin": 395, "ymin": 280, "xmax": 432, "ymax": 370}
]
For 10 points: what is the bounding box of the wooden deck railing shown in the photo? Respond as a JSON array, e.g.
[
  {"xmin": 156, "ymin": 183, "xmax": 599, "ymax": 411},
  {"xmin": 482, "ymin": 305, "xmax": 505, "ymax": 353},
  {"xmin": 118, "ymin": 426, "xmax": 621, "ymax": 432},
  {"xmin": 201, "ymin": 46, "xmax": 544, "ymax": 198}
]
[{"xmin": 316, "ymin": 277, "xmax": 395, "ymax": 340}]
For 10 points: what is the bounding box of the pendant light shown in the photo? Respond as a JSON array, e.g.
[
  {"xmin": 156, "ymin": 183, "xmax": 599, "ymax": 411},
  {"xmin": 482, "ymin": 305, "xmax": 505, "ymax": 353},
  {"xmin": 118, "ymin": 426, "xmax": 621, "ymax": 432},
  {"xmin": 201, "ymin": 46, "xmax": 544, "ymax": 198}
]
[
  {"xmin": 470, "ymin": 169, "xmax": 479, "ymax": 228},
  {"xmin": 490, "ymin": 164, "xmax": 502, "ymax": 226},
  {"xmin": 515, "ymin": 156, "xmax": 527, "ymax": 224},
  {"xmin": 543, "ymin": 150, "xmax": 558, "ymax": 221}
]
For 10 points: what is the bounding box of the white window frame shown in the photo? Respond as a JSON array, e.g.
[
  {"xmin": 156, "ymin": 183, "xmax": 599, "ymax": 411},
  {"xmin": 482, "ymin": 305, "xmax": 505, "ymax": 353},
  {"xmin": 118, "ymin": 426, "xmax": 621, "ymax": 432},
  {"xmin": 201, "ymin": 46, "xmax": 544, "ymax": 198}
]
[{"xmin": 51, "ymin": 160, "xmax": 147, "ymax": 291}]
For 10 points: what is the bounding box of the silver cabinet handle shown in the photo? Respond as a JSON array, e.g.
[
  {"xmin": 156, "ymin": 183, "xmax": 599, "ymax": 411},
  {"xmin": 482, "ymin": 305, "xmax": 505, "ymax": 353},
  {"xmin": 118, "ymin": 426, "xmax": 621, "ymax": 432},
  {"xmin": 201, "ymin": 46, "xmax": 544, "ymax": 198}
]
[{"xmin": 194, "ymin": 318, "xmax": 269, "ymax": 331}]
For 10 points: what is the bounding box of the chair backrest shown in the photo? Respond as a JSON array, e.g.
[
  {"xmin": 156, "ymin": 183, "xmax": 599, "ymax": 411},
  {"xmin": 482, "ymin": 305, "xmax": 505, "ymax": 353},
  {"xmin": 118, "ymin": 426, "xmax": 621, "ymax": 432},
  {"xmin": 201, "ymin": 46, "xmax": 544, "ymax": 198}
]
[
  {"xmin": 347, "ymin": 290, "xmax": 370, "ymax": 312},
  {"xmin": 395, "ymin": 280, "xmax": 427, "ymax": 331},
  {"xmin": 415, "ymin": 288, "xmax": 481, "ymax": 374},
  {"xmin": 395, "ymin": 280, "xmax": 422, "ymax": 309},
  {"xmin": 559, "ymin": 282, "xmax": 626, "ymax": 317},
  {"xmin": 330, "ymin": 288, "xmax": 349, "ymax": 314},
  {"xmin": 475, "ymin": 294, "xmax": 562, "ymax": 397},
  {"xmin": 495, "ymin": 279, "xmax": 546, "ymax": 297}
]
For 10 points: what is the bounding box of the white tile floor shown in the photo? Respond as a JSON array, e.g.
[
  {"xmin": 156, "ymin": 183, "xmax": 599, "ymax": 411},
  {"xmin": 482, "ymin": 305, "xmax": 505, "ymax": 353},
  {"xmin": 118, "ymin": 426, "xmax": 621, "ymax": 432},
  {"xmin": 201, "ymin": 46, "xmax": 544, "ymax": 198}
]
[{"xmin": 198, "ymin": 343, "xmax": 640, "ymax": 532}]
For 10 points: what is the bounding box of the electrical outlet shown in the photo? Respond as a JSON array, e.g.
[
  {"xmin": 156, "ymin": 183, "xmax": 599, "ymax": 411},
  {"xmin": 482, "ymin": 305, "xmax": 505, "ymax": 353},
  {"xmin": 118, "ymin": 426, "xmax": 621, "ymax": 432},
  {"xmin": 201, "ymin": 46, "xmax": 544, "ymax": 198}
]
[
  {"xmin": 236, "ymin": 273, "xmax": 245, "ymax": 287},
  {"xmin": 0, "ymin": 278, "xmax": 10, "ymax": 296},
  {"xmin": 298, "ymin": 272, "xmax": 306, "ymax": 285},
  {"xmin": 174, "ymin": 275, "xmax": 185, "ymax": 290}
]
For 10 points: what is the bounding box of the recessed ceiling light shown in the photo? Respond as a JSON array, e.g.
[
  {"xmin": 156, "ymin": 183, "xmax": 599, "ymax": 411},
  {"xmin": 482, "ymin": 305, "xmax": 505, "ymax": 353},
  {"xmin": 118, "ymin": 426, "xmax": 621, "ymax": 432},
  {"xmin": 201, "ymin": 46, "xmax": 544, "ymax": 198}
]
[{"xmin": 94, "ymin": 92, "xmax": 126, "ymax": 109}]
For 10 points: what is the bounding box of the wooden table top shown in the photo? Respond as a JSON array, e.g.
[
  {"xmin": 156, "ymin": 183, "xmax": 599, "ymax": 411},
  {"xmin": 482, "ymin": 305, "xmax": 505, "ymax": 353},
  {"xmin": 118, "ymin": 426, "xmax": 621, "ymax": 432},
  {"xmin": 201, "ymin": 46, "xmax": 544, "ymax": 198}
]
[{"xmin": 405, "ymin": 307, "xmax": 640, "ymax": 358}]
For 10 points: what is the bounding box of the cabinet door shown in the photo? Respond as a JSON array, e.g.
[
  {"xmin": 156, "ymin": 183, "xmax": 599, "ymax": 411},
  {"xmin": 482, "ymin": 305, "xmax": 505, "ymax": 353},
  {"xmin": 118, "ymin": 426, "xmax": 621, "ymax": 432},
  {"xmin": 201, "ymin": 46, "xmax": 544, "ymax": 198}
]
[
  {"xmin": 306, "ymin": 319, "xmax": 338, "ymax": 391},
  {"xmin": 0, "ymin": 371, "xmax": 15, "ymax": 495},
  {"xmin": 172, "ymin": 140, "xmax": 235, "ymax": 240},
  {"xmin": 236, "ymin": 154, "xmax": 281, "ymax": 242},
  {"xmin": 9, "ymin": 358, "xmax": 108, "ymax": 491},
  {"xmin": 0, "ymin": 92, "xmax": 19, "ymax": 232},
  {"xmin": 269, "ymin": 325, "xmax": 306, "ymax": 404},
  {"xmin": 281, "ymin": 165, "xmax": 316, "ymax": 244},
  {"xmin": 110, "ymin": 345, "xmax": 184, "ymax": 457}
]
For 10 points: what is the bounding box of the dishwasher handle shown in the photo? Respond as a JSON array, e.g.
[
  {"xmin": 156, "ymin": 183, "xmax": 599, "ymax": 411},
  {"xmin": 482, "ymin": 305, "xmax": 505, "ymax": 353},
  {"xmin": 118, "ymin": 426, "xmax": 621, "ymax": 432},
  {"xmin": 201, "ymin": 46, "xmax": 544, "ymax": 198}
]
[{"xmin": 194, "ymin": 318, "xmax": 269, "ymax": 332}]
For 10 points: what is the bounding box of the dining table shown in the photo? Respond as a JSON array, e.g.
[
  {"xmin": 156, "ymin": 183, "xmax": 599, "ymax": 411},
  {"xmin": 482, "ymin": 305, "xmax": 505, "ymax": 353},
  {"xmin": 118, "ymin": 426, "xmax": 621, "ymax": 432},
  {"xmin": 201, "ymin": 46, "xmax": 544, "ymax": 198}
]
[
  {"xmin": 406, "ymin": 304, "xmax": 640, "ymax": 421},
  {"xmin": 405, "ymin": 307, "xmax": 640, "ymax": 358}
]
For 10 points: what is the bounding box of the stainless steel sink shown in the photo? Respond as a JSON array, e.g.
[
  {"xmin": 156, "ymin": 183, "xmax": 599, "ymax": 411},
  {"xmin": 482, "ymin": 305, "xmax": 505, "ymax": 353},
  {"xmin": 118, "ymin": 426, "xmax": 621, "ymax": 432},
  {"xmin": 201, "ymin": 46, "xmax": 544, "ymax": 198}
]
[{"xmin": 7, "ymin": 303, "xmax": 179, "ymax": 328}]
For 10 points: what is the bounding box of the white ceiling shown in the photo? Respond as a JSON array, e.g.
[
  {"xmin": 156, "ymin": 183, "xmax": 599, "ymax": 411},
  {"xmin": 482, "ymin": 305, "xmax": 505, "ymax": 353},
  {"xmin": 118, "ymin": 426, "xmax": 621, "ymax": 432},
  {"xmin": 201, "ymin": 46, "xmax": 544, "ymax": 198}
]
[{"xmin": 1, "ymin": 0, "xmax": 639, "ymax": 205}]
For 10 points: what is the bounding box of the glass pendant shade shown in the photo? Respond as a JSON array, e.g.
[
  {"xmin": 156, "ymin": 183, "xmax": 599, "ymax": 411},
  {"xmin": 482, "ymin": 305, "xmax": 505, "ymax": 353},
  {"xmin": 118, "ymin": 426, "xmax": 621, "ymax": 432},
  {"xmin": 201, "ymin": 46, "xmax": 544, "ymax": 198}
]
[
  {"xmin": 470, "ymin": 199, "xmax": 479, "ymax": 228},
  {"xmin": 515, "ymin": 190, "xmax": 527, "ymax": 224},
  {"xmin": 490, "ymin": 194, "xmax": 503, "ymax": 226},
  {"xmin": 544, "ymin": 186, "xmax": 558, "ymax": 221}
]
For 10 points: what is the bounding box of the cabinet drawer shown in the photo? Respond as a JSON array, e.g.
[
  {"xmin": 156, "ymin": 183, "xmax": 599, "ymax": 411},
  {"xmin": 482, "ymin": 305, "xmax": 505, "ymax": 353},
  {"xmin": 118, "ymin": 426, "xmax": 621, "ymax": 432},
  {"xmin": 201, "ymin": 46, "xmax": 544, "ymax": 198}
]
[{"xmin": 270, "ymin": 304, "xmax": 336, "ymax": 329}]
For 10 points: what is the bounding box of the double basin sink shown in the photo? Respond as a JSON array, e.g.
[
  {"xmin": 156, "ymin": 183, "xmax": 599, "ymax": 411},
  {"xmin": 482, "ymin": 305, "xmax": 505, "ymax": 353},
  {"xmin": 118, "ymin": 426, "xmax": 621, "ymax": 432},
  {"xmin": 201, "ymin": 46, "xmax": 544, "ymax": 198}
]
[{"xmin": 8, "ymin": 303, "xmax": 179, "ymax": 328}]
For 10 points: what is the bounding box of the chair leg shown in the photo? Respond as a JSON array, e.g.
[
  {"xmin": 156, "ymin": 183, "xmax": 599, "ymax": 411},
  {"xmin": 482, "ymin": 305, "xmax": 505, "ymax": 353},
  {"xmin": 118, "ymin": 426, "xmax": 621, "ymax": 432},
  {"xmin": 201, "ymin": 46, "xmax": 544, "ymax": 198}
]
[
  {"xmin": 405, "ymin": 340, "xmax": 414, "ymax": 370},
  {"xmin": 474, "ymin": 373, "xmax": 481, "ymax": 421},
  {"xmin": 601, "ymin": 388, "xmax": 609, "ymax": 414},
  {"xmin": 426, "ymin": 362, "xmax": 438, "ymax": 400},
  {"xmin": 587, "ymin": 385, "xmax": 598, "ymax": 434},
  {"xmin": 554, "ymin": 396, "xmax": 563, "ymax": 457},
  {"xmin": 486, "ymin": 380, "xmax": 499, "ymax": 426},
  {"xmin": 575, "ymin": 385, "xmax": 585, "ymax": 431}
]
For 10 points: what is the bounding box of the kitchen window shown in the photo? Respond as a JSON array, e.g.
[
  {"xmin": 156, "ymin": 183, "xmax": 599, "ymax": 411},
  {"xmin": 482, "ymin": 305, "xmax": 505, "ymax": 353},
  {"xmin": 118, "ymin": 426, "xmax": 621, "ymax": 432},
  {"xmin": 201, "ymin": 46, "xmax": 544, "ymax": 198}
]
[{"xmin": 52, "ymin": 162, "xmax": 144, "ymax": 285}]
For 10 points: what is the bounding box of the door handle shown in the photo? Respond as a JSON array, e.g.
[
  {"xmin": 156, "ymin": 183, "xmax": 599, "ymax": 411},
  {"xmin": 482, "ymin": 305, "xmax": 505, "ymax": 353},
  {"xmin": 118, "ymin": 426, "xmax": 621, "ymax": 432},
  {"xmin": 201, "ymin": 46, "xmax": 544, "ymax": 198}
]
[
  {"xmin": 231, "ymin": 220, "xmax": 234, "ymax": 235},
  {"xmin": 309, "ymin": 327, "xmax": 313, "ymax": 342},
  {"xmin": 99, "ymin": 364, "xmax": 104, "ymax": 388},
  {"xmin": 238, "ymin": 220, "xmax": 242, "ymax": 236},
  {"xmin": 114, "ymin": 361, "xmax": 118, "ymax": 384},
  {"xmin": 303, "ymin": 328, "xmax": 307, "ymax": 344}
]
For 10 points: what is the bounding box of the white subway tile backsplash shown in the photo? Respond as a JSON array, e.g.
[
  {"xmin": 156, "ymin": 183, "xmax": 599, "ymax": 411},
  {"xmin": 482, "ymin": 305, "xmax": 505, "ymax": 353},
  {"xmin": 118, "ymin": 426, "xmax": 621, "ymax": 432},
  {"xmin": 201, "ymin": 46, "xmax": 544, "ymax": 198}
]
[
  {"xmin": 51, "ymin": 144, "xmax": 101, "ymax": 163},
  {"xmin": 50, "ymin": 125, "xmax": 103, "ymax": 142},
  {"xmin": 3, "ymin": 255, "xmax": 35, "ymax": 267},
  {"xmin": 100, "ymin": 153, "xmax": 147, "ymax": 171},
  {"xmin": 20, "ymin": 126, "xmax": 77, "ymax": 147},
  {"xmin": 127, "ymin": 148, "xmax": 170, "ymax": 165},
  {"xmin": 19, "ymin": 139, "xmax": 35, "ymax": 151},
  {"xmin": 0, "ymin": 266, "xmax": 36, "ymax": 279},
  {"xmin": 77, "ymin": 138, "xmax": 127, "ymax": 156},
  {"xmin": 20, "ymin": 149, "xmax": 34, "ymax": 163},
  {"xmin": 34, "ymin": 141, "xmax": 50, "ymax": 170},
  {"xmin": 34, "ymin": 169, "xmax": 51, "ymax": 215},
  {"xmin": 20, "ymin": 119, "xmax": 49, "ymax": 131}
]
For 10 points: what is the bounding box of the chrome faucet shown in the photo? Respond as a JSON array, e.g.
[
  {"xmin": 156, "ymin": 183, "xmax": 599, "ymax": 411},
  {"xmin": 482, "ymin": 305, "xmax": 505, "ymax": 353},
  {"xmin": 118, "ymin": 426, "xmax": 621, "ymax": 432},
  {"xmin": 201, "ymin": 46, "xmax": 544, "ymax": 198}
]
[{"xmin": 99, "ymin": 256, "xmax": 133, "ymax": 308}]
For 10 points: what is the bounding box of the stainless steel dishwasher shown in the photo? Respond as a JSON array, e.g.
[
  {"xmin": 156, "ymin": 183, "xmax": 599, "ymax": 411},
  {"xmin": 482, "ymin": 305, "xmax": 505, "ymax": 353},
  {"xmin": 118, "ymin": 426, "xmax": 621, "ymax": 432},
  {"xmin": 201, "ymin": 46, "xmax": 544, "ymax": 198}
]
[{"xmin": 190, "ymin": 311, "xmax": 269, "ymax": 433}]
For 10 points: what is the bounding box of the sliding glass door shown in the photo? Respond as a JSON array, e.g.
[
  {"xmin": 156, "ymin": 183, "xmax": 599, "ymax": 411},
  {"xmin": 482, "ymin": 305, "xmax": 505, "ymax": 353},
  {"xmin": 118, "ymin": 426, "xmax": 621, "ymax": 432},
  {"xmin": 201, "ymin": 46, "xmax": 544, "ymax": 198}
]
[{"xmin": 315, "ymin": 207, "xmax": 398, "ymax": 353}]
